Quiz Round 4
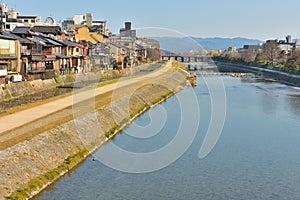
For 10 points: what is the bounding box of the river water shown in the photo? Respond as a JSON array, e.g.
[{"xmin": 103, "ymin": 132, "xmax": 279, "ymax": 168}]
[{"xmin": 38, "ymin": 75, "xmax": 300, "ymax": 200}]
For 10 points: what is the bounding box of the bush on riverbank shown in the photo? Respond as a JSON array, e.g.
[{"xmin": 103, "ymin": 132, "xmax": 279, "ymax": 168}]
[{"xmin": 213, "ymin": 56, "xmax": 300, "ymax": 75}]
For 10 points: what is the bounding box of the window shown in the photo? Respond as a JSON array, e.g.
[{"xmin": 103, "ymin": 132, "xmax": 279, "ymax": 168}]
[
  {"xmin": 76, "ymin": 48, "xmax": 79, "ymax": 53},
  {"xmin": 5, "ymin": 24, "xmax": 10, "ymax": 30},
  {"xmin": 31, "ymin": 19, "xmax": 35, "ymax": 23},
  {"xmin": 24, "ymin": 19, "xmax": 28, "ymax": 22},
  {"xmin": 54, "ymin": 47, "xmax": 60, "ymax": 53},
  {"xmin": 0, "ymin": 65, "xmax": 6, "ymax": 70},
  {"xmin": 45, "ymin": 61, "xmax": 53, "ymax": 70}
]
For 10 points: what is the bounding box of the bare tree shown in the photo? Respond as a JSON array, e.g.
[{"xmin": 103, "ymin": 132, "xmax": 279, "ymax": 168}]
[
  {"xmin": 286, "ymin": 50, "xmax": 300, "ymax": 70},
  {"xmin": 241, "ymin": 50, "xmax": 257, "ymax": 63},
  {"xmin": 262, "ymin": 42, "xmax": 281, "ymax": 65}
]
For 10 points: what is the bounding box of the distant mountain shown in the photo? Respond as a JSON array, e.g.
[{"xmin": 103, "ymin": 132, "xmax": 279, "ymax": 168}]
[
  {"xmin": 191, "ymin": 37, "xmax": 263, "ymax": 51},
  {"xmin": 152, "ymin": 37, "xmax": 263, "ymax": 53}
]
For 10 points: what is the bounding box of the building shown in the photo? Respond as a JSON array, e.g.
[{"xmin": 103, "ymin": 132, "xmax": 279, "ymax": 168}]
[
  {"xmin": 62, "ymin": 13, "xmax": 108, "ymax": 36},
  {"xmin": 74, "ymin": 14, "xmax": 85, "ymax": 25},
  {"xmin": 1, "ymin": 30, "xmax": 33, "ymax": 78},
  {"xmin": 277, "ymin": 35, "xmax": 294, "ymax": 52},
  {"xmin": 0, "ymin": 34, "xmax": 21, "ymax": 83},
  {"xmin": 75, "ymin": 26, "xmax": 108, "ymax": 44},
  {"xmin": 295, "ymin": 39, "xmax": 300, "ymax": 50},
  {"xmin": 120, "ymin": 22, "xmax": 136, "ymax": 38},
  {"xmin": 108, "ymin": 42, "xmax": 131, "ymax": 69},
  {"xmin": 11, "ymin": 26, "xmax": 58, "ymax": 80},
  {"xmin": 242, "ymin": 44, "xmax": 263, "ymax": 53},
  {"xmin": 262, "ymin": 36, "xmax": 295, "ymax": 54},
  {"xmin": 0, "ymin": 3, "xmax": 41, "ymax": 31},
  {"xmin": 16, "ymin": 16, "xmax": 41, "ymax": 27},
  {"xmin": 0, "ymin": 3, "xmax": 8, "ymax": 30},
  {"xmin": 84, "ymin": 20, "xmax": 107, "ymax": 36},
  {"xmin": 32, "ymin": 26, "xmax": 64, "ymax": 40}
]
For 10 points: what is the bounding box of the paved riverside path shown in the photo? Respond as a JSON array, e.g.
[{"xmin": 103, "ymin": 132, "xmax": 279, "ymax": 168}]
[{"xmin": 0, "ymin": 63, "xmax": 172, "ymax": 134}]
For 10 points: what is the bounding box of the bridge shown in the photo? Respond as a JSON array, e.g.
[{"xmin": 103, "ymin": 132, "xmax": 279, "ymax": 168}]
[
  {"xmin": 162, "ymin": 54, "xmax": 216, "ymax": 71},
  {"xmin": 162, "ymin": 54, "xmax": 212, "ymax": 63}
]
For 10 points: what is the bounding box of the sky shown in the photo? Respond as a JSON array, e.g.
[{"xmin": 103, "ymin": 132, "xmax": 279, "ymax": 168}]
[{"xmin": 1, "ymin": 0, "xmax": 300, "ymax": 40}]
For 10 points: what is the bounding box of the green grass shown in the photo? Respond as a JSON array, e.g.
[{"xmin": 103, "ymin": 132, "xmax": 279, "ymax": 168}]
[{"xmin": 54, "ymin": 74, "xmax": 62, "ymax": 85}]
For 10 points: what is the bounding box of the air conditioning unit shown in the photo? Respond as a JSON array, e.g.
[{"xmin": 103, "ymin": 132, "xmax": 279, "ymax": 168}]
[
  {"xmin": 11, "ymin": 75, "xmax": 22, "ymax": 82},
  {"xmin": 0, "ymin": 69, "xmax": 7, "ymax": 77}
]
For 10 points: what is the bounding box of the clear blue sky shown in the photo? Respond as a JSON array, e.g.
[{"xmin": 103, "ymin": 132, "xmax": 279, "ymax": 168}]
[{"xmin": 1, "ymin": 0, "xmax": 300, "ymax": 40}]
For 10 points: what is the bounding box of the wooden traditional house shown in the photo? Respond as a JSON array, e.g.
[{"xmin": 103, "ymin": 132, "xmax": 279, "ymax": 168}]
[
  {"xmin": 108, "ymin": 42, "xmax": 131, "ymax": 69},
  {"xmin": 0, "ymin": 31, "xmax": 33, "ymax": 79},
  {"xmin": 0, "ymin": 34, "xmax": 21, "ymax": 84},
  {"xmin": 32, "ymin": 26, "xmax": 64, "ymax": 40}
]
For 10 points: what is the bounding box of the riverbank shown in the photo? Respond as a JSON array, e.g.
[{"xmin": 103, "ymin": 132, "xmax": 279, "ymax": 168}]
[
  {"xmin": 36, "ymin": 72, "xmax": 300, "ymax": 200},
  {"xmin": 1, "ymin": 61, "xmax": 188, "ymax": 199},
  {"xmin": 214, "ymin": 61, "xmax": 300, "ymax": 87},
  {"xmin": 0, "ymin": 62, "xmax": 162, "ymax": 110}
]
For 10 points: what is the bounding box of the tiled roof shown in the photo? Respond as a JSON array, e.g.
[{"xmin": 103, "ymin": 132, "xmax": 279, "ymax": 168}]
[
  {"xmin": 109, "ymin": 42, "xmax": 130, "ymax": 50},
  {"xmin": 31, "ymin": 26, "xmax": 62, "ymax": 35},
  {"xmin": 55, "ymin": 54, "xmax": 70, "ymax": 59},
  {"xmin": 62, "ymin": 40, "xmax": 82, "ymax": 48},
  {"xmin": 17, "ymin": 16, "xmax": 39, "ymax": 19},
  {"xmin": 11, "ymin": 26, "xmax": 31, "ymax": 35},
  {"xmin": 0, "ymin": 31, "xmax": 32, "ymax": 44},
  {"xmin": 28, "ymin": 36, "xmax": 47, "ymax": 46},
  {"xmin": 43, "ymin": 37, "xmax": 62, "ymax": 46},
  {"xmin": 0, "ymin": 35, "xmax": 16, "ymax": 40}
]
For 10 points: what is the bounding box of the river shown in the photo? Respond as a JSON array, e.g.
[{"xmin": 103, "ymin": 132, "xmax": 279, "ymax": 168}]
[{"xmin": 37, "ymin": 75, "xmax": 300, "ymax": 199}]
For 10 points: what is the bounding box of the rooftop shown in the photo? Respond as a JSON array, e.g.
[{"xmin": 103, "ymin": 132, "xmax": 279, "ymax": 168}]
[
  {"xmin": 17, "ymin": 16, "xmax": 40, "ymax": 19},
  {"xmin": 31, "ymin": 26, "xmax": 62, "ymax": 35},
  {"xmin": 11, "ymin": 26, "xmax": 31, "ymax": 35},
  {"xmin": 0, "ymin": 31, "xmax": 32, "ymax": 44}
]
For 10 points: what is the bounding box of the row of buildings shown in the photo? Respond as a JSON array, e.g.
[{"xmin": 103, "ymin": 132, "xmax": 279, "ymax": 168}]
[
  {"xmin": 224, "ymin": 35, "xmax": 300, "ymax": 55},
  {"xmin": 0, "ymin": 3, "xmax": 161, "ymax": 84}
]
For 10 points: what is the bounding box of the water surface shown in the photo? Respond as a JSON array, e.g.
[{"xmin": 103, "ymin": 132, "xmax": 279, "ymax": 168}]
[{"xmin": 38, "ymin": 76, "xmax": 300, "ymax": 200}]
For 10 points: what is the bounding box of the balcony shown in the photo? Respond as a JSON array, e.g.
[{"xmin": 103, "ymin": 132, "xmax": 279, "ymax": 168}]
[
  {"xmin": 28, "ymin": 66, "xmax": 46, "ymax": 74},
  {"xmin": 41, "ymin": 49, "xmax": 53, "ymax": 55}
]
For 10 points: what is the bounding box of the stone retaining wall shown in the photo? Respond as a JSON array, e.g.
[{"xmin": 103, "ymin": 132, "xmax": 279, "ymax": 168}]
[
  {"xmin": 0, "ymin": 69, "xmax": 187, "ymax": 199},
  {"xmin": 216, "ymin": 62, "xmax": 300, "ymax": 87}
]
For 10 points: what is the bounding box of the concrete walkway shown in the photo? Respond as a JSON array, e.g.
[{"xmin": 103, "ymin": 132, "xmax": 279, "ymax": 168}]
[{"xmin": 0, "ymin": 63, "xmax": 171, "ymax": 134}]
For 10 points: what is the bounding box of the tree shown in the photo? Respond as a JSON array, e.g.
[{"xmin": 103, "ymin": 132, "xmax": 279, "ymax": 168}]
[
  {"xmin": 240, "ymin": 50, "xmax": 257, "ymax": 63},
  {"xmin": 286, "ymin": 50, "xmax": 300, "ymax": 70},
  {"xmin": 255, "ymin": 50, "xmax": 263, "ymax": 62},
  {"xmin": 262, "ymin": 42, "xmax": 281, "ymax": 65}
]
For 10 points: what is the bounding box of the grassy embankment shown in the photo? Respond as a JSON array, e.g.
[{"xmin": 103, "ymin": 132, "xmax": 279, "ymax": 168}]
[{"xmin": 6, "ymin": 61, "xmax": 188, "ymax": 200}]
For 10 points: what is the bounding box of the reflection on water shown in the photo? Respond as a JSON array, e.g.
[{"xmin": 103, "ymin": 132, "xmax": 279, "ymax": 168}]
[
  {"xmin": 288, "ymin": 95, "xmax": 300, "ymax": 117},
  {"xmin": 38, "ymin": 76, "xmax": 300, "ymax": 200}
]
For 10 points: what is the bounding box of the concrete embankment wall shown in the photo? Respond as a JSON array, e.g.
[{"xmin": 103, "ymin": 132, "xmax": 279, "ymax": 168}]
[
  {"xmin": 0, "ymin": 79, "xmax": 57, "ymax": 101},
  {"xmin": 215, "ymin": 62, "xmax": 300, "ymax": 87},
  {"xmin": 0, "ymin": 69, "xmax": 187, "ymax": 199}
]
